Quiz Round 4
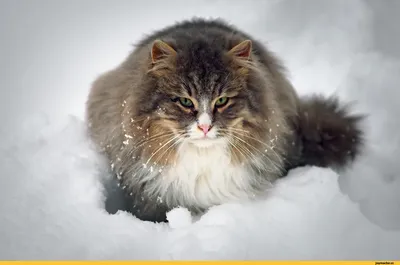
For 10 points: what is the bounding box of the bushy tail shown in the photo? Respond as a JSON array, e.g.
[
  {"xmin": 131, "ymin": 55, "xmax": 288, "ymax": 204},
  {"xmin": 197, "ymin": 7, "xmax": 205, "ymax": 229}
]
[{"xmin": 296, "ymin": 95, "xmax": 365, "ymax": 170}]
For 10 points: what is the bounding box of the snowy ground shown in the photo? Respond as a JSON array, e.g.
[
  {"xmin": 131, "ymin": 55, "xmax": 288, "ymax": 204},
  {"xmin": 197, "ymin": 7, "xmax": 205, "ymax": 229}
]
[{"xmin": 1, "ymin": 0, "xmax": 400, "ymax": 260}]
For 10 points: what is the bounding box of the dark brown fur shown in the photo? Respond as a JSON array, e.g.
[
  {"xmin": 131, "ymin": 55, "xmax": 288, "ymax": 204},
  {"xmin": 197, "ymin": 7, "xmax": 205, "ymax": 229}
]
[{"xmin": 295, "ymin": 95, "xmax": 364, "ymax": 169}]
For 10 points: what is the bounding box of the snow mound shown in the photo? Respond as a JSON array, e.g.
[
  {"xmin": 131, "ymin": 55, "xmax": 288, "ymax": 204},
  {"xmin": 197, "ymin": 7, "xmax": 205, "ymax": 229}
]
[
  {"xmin": 167, "ymin": 208, "xmax": 193, "ymax": 229},
  {"xmin": 0, "ymin": 115, "xmax": 399, "ymax": 260}
]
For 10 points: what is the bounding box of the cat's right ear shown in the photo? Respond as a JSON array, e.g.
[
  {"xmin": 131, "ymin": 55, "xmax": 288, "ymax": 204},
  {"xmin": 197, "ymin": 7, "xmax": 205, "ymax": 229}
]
[
  {"xmin": 148, "ymin": 40, "xmax": 177, "ymax": 76},
  {"xmin": 151, "ymin": 40, "xmax": 177, "ymax": 64},
  {"xmin": 227, "ymin": 40, "xmax": 253, "ymax": 75}
]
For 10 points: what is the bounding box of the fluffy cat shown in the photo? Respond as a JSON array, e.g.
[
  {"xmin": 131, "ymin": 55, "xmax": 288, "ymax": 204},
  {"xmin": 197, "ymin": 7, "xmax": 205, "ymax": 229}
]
[{"xmin": 86, "ymin": 18, "xmax": 364, "ymax": 222}]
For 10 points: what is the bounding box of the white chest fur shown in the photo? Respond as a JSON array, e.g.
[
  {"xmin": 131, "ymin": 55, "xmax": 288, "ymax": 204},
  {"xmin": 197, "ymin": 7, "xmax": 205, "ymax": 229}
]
[{"xmin": 152, "ymin": 141, "xmax": 255, "ymax": 210}]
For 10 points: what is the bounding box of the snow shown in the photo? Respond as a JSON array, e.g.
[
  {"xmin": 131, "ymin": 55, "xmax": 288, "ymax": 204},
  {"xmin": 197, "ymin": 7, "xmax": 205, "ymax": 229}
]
[
  {"xmin": 1, "ymin": 0, "xmax": 400, "ymax": 260},
  {"xmin": 167, "ymin": 208, "xmax": 193, "ymax": 229}
]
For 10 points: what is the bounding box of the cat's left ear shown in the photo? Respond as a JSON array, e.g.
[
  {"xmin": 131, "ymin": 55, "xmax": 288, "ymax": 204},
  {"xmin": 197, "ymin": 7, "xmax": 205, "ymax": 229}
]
[
  {"xmin": 151, "ymin": 40, "xmax": 177, "ymax": 64},
  {"xmin": 228, "ymin": 40, "xmax": 252, "ymax": 60}
]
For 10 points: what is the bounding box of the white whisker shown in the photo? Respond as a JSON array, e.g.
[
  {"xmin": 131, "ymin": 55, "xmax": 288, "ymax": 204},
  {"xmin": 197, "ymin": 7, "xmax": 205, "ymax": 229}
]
[{"xmin": 144, "ymin": 134, "xmax": 183, "ymax": 166}]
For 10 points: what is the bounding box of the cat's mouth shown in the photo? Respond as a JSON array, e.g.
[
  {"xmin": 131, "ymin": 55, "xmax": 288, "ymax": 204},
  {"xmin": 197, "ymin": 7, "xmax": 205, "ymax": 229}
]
[
  {"xmin": 188, "ymin": 137, "xmax": 226, "ymax": 148},
  {"xmin": 185, "ymin": 122, "xmax": 226, "ymax": 147}
]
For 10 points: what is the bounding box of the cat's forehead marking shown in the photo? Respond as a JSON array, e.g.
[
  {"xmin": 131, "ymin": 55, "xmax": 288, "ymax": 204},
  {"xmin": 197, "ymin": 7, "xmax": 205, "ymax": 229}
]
[
  {"xmin": 191, "ymin": 74, "xmax": 202, "ymax": 90},
  {"xmin": 202, "ymin": 100, "xmax": 207, "ymax": 112},
  {"xmin": 200, "ymin": 98, "xmax": 211, "ymax": 113},
  {"xmin": 186, "ymin": 69, "xmax": 222, "ymax": 96},
  {"xmin": 197, "ymin": 99, "xmax": 212, "ymax": 125}
]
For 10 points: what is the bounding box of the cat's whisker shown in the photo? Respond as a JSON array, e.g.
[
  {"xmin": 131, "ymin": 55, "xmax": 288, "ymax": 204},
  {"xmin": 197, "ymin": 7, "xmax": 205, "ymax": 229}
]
[
  {"xmin": 152, "ymin": 135, "xmax": 185, "ymax": 169},
  {"xmin": 228, "ymin": 133, "xmax": 284, "ymax": 173},
  {"xmin": 133, "ymin": 132, "xmax": 176, "ymax": 147},
  {"xmin": 152, "ymin": 133, "xmax": 187, "ymax": 163},
  {"xmin": 223, "ymin": 133, "xmax": 272, "ymax": 174},
  {"xmin": 226, "ymin": 137, "xmax": 270, "ymax": 175},
  {"xmin": 219, "ymin": 128, "xmax": 280, "ymax": 153},
  {"xmin": 221, "ymin": 129, "xmax": 284, "ymax": 161},
  {"xmin": 229, "ymin": 136, "xmax": 257, "ymax": 160},
  {"xmin": 219, "ymin": 128, "xmax": 277, "ymax": 149},
  {"xmin": 124, "ymin": 132, "xmax": 177, "ymax": 157},
  {"xmin": 224, "ymin": 137, "xmax": 250, "ymax": 164},
  {"xmin": 144, "ymin": 134, "xmax": 183, "ymax": 166}
]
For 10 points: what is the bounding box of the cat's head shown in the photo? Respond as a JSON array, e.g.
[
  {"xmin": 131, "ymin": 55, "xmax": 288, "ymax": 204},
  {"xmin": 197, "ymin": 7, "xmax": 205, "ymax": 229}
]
[{"xmin": 131, "ymin": 38, "xmax": 281, "ymax": 165}]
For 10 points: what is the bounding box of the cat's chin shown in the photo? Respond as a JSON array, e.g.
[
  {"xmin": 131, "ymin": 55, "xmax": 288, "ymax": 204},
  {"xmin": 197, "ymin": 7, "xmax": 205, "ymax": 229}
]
[{"xmin": 188, "ymin": 138, "xmax": 225, "ymax": 148}]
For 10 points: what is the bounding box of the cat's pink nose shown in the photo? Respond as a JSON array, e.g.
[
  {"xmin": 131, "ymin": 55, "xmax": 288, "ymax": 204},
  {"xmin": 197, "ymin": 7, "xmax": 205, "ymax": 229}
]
[{"xmin": 198, "ymin": 124, "xmax": 211, "ymax": 135}]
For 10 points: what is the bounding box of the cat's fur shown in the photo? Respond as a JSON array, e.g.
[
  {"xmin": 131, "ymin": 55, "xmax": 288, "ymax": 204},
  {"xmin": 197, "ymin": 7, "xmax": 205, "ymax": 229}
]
[{"xmin": 86, "ymin": 18, "xmax": 364, "ymax": 222}]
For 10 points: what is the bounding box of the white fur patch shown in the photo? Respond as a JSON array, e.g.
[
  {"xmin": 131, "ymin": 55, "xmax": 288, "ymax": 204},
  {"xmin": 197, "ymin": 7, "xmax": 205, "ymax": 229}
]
[
  {"xmin": 155, "ymin": 138, "xmax": 255, "ymax": 210},
  {"xmin": 197, "ymin": 113, "xmax": 211, "ymax": 126}
]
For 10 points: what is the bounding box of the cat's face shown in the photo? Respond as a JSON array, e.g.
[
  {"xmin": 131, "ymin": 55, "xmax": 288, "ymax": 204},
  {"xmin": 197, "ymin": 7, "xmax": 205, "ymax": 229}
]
[
  {"xmin": 158, "ymin": 73, "xmax": 245, "ymax": 148},
  {"xmin": 134, "ymin": 39, "xmax": 270, "ymax": 163}
]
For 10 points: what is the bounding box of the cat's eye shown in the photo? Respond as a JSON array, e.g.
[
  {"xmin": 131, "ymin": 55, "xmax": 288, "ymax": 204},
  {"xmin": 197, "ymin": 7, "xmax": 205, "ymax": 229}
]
[
  {"xmin": 215, "ymin": 97, "xmax": 229, "ymax": 108},
  {"xmin": 178, "ymin": 97, "xmax": 194, "ymax": 108}
]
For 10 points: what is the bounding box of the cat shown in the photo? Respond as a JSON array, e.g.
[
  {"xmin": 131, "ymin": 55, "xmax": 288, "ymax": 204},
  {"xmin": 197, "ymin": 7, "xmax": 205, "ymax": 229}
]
[{"xmin": 86, "ymin": 18, "xmax": 364, "ymax": 222}]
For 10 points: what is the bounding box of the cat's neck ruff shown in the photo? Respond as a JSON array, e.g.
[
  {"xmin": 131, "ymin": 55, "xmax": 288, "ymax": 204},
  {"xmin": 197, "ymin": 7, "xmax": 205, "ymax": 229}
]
[{"xmin": 152, "ymin": 140, "xmax": 257, "ymax": 210}]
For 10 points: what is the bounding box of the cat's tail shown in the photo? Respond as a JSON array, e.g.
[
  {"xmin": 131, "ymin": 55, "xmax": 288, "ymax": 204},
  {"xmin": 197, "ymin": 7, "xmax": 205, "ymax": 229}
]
[{"xmin": 296, "ymin": 95, "xmax": 365, "ymax": 170}]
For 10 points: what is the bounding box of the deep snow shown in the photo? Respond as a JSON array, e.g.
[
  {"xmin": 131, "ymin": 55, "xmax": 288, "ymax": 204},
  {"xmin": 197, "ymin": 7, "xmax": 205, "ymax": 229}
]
[{"xmin": 0, "ymin": 0, "xmax": 400, "ymax": 260}]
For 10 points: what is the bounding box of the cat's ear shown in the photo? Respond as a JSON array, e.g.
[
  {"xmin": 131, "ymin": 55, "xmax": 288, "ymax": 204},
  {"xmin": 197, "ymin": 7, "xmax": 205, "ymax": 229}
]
[
  {"xmin": 151, "ymin": 40, "xmax": 177, "ymax": 64},
  {"xmin": 228, "ymin": 40, "xmax": 252, "ymax": 60}
]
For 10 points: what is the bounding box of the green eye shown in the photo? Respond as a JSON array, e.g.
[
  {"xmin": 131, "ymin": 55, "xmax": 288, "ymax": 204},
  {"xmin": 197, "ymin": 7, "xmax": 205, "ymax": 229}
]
[
  {"xmin": 215, "ymin": 97, "xmax": 229, "ymax": 107},
  {"xmin": 178, "ymin": 97, "xmax": 194, "ymax": 108}
]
